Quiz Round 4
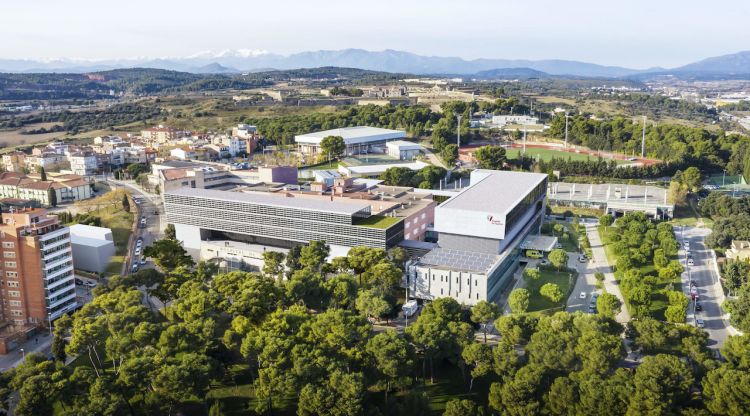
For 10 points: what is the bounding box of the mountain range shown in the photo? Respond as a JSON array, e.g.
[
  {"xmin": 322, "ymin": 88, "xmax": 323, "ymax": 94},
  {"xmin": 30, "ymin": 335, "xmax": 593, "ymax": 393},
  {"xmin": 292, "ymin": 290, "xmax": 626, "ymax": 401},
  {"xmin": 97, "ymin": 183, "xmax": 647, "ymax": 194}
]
[{"xmin": 1, "ymin": 48, "xmax": 749, "ymax": 79}]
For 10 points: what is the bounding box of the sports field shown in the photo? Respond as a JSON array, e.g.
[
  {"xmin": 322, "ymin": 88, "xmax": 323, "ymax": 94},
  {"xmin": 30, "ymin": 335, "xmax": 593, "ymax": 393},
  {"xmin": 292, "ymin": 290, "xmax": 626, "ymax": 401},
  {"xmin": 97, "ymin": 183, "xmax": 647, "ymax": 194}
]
[{"xmin": 506, "ymin": 147, "xmax": 633, "ymax": 165}]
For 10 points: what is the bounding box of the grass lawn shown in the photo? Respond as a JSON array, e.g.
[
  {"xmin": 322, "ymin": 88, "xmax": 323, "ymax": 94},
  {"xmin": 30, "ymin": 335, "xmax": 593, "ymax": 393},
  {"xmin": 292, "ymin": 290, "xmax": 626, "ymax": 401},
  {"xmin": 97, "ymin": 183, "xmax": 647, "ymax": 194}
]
[
  {"xmin": 506, "ymin": 148, "xmax": 633, "ymax": 165},
  {"xmin": 74, "ymin": 189, "xmax": 135, "ymax": 277},
  {"xmin": 355, "ymin": 215, "xmax": 402, "ymax": 229},
  {"xmin": 549, "ymin": 205, "xmax": 604, "ymax": 218},
  {"xmin": 525, "ymin": 268, "xmax": 576, "ymax": 312},
  {"xmin": 543, "ymin": 221, "xmax": 580, "ymax": 252},
  {"xmin": 206, "ymin": 362, "xmax": 493, "ymax": 415}
]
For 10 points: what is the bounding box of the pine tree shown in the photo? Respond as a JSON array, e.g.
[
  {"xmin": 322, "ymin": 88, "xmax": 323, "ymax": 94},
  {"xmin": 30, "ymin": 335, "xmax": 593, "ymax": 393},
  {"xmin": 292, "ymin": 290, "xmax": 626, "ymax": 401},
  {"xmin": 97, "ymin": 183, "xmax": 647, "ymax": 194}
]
[
  {"xmin": 47, "ymin": 188, "xmax": 57, "ymax": 207},
  {"xmin": 122, "ymin": 194, "xmax": 130, "ymax": 213}
]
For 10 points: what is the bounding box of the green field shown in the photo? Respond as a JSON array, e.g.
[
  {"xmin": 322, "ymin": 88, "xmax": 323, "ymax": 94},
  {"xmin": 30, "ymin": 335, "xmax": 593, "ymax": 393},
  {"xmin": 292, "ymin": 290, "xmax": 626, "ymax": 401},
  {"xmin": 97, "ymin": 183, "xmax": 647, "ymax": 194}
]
[
  {"xmin": 526, "ymin": 269, "xmax": 576, "ymax": 313},
  {"xmin": 507, "ymin": 147, "xmax": 633, "ymax": 165}
]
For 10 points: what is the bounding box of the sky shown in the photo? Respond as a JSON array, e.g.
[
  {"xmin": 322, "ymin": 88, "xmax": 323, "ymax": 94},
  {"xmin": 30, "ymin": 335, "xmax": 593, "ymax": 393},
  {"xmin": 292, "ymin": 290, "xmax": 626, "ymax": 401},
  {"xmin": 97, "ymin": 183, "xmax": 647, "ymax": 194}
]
[{"xmin": 2, "ymin": 0, "xmax": 749, "ymax": 69}]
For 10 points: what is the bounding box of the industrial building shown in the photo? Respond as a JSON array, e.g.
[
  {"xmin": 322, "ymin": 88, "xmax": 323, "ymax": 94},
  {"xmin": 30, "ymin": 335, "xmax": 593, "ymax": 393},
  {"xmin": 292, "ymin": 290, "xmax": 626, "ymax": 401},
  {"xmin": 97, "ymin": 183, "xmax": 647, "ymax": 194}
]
[
  {"xmin": 386, "ymin": 140, "xmax": 423, "ymax": 160},
  {"xmin": 165, "ymin": 186, "xmax": 407, "ymax": 259},
  {"xmin": 406, "ymin": 169, "xmax": 548, "ymax": 306},
  {"xmin": 295, "ymin": 126, "xmax": 405, "ymax": 157},
  {"xmin": 0, "ymin": 207, "xmax": 76, "ymax": 352},
  {"xmin": 69, "ymin": 224, "xmax": 116, "ymax": 274}
]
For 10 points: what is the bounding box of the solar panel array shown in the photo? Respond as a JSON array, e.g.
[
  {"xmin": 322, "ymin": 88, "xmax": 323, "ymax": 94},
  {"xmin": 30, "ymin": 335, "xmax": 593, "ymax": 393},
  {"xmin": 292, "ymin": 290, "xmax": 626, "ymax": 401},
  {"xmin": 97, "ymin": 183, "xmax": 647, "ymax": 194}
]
[{"xmin": 420, "ymin": 247, "xmax": 500, "ymax": 273}]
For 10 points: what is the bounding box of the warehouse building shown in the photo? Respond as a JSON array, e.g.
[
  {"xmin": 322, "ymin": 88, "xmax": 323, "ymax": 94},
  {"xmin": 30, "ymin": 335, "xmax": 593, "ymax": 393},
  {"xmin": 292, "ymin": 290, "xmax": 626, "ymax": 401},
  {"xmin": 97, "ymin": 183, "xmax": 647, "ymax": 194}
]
[
  {"xmin": 406, "ymin": 169, "xmax": 548, "ymax": 305},
  {"xmin": 295, "ymin": 126, "xmax": 405, "ymax": 157}
]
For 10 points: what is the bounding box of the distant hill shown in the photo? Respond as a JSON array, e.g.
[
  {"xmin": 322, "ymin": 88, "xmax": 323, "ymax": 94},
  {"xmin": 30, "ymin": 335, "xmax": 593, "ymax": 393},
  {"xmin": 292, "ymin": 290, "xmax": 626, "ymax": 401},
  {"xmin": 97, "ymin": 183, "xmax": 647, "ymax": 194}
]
[
  {"xmin": 0, "ymin": 48, "xmax": 653, "ymax": 78},
  {"xmin": 671, "ymin": 50, "xmax": 750, "ymax": 75},
  {"xmin": 0, "ymin": 67, "xmax": 408, "ymax": 100},
  {"xmin": 471, "ymin": 67, "xmax": 549, "ymax": 79},
  {"xmin": 2, "ymin": 48, "xmax": 750, "ymax": 80}
]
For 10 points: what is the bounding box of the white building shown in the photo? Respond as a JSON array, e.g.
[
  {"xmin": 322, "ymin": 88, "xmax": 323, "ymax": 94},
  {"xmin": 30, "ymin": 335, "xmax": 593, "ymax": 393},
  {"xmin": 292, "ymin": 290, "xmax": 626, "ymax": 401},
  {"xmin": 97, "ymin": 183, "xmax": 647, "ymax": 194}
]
[
  {"xmin": 170, "ymin": 148, "xmax": 197, "ymax": 160},
  {"xmin": 232, "ymin": 124, "xmax": 257, "ymax": 139},
  {"xmin": 295, "ymin": 126, "xmax": 405, "ymax": 157},
  {"xmin": 491, "ymin": 115, "xmax": 540, "ymax": 128},
  {"xmin": 69, "ymin": 224, "xmax": 116, "ymax": 273},
  {"xmin": 408, "ymin": 170, "xmax": 548, "ymax": 305},
  {"xmin": 386, "ymin": 140, "xmax": 423, "ymax": 160},
  {"xmin": 68, "ymin": 153, "xmax": 98, "ymax": 176}
]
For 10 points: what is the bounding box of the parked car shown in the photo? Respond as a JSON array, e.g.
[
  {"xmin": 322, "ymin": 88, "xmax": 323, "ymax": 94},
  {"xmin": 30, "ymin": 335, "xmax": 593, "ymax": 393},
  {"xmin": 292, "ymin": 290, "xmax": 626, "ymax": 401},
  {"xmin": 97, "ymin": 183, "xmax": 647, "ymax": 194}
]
[
  {"xmin": 578, "ymin": 254, "xmax": 587, "ymax": 263},
  {"xmin": 688, "ymin": 258, "xmax": 694, "ymax": 266},
  {"xmin": 134, "ymin": 247, "xmax": 141, "ymax": 256},
  {"xmin": 555, "ymin": 243, "xmax": 563, "ymax": 249},
  {"xmin": 83, "ymin": 280, "xmax": 97, "ymax": 288},
  {"xmin": 131, "ymin": 264, "xmax": 139, "ymax": 273},
  {"xmin": 579, "ymin": 291, "xmax": 587, "ymax": 299},
  {"xmin": 74, "ymin": 278, "xmax": 84, "ymax": 285},
  {"xmin": 696, "ymin": 318, "xmax": 705, "ymax": 328},
  {"xmin": 695, "ymin": 302, "xmax": 703, "ymax": 311}
]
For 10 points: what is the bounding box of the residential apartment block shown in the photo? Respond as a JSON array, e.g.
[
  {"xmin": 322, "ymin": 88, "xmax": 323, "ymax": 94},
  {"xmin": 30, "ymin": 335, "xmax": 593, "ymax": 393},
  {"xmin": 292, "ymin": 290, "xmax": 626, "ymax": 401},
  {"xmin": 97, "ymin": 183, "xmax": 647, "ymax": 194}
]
[
  {"xmin": 0, "ymin": 208, "xmax": 76, "ymax": 352},
  {"xmin": 0, "ymin": 172, "xmax": 92, "ymax": 206}
]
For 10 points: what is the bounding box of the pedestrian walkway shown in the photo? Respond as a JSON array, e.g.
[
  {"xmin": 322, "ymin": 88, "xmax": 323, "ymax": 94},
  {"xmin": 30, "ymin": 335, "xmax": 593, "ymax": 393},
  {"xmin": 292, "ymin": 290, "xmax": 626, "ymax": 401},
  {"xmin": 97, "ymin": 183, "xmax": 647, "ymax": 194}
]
[
  {"xmin": 0, "ymin": 332, "xmax": 53, "ymax": 370},
  {"xmin": 585, "ymin": 224, "xmax": 631, "ymax": 323}
]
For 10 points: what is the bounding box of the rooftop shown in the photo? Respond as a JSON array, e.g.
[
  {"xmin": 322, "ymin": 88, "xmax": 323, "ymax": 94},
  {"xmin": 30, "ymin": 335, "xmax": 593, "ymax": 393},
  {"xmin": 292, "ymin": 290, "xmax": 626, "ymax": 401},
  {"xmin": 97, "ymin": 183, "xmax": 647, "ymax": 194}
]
[
  {"xmin": 295, "ymin": 126, "xmax": 405, "ymax": 145},
  {"xmin": 419, "ymin": 247, "xmax": 500, "ymax": 273},
  {"xmin": 167, "ymin": 187, "xmax": 372, "ymax": 216},
  {"xmin": 385, "ymin": 140, "xmax": 422, "ymax": 150},
  {"xmin": 353, "ymin": 215, "xmax": 402, "ymax": 229},
  {"xmin": 548, "ymin": 182, "xmax": 672, "ymax": 207},
  {"xmin": 439, "ymin": 170, "xmax": 547, "ymax": 215}
]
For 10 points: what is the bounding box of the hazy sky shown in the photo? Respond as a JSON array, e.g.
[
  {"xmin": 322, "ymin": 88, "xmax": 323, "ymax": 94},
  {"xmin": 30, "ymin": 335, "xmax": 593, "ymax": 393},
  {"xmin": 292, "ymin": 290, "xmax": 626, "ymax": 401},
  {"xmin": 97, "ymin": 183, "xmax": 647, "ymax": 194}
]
[{"xmin": 3, "ymin": 0, "xmax": 749, "ymax": 68}]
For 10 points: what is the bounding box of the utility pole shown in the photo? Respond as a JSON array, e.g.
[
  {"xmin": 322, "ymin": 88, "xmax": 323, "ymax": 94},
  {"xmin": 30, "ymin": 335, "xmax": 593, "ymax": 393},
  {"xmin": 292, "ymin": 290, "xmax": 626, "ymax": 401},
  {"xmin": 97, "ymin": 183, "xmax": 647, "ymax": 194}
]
[
  {"xmin": 456, "ymin": 114, "xmax": 463, "ymax": 148},
  {"xmin": 523, "ymin": 125, "xmax": 527, "ymax": 154},
  {"xmin": 641, "ymin": 116, "xmax": 646, "ymax": 158},
  {"xmin": 564, "ymin": 113, "xmax": 569, "ymax": 148}
]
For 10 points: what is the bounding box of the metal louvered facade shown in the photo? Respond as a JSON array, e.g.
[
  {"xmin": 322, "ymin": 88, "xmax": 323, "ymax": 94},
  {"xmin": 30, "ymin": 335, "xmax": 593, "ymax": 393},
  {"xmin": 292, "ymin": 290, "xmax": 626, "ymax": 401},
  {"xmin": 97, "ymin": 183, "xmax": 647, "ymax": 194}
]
[{"xmin": 164, "ymin": 191, "xmax": 403, "ymax": 250}]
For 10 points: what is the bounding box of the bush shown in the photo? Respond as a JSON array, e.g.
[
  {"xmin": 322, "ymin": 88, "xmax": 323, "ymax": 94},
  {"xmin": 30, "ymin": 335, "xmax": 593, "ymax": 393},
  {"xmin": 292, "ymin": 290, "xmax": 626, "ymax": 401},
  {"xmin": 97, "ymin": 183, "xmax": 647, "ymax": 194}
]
[
  {"xmin": 523, "ymin": 268, "xmax": 541, "ymax": 280},
  {"xmin": 599, "ymin": 214, "xmax": 614, "ymax": 226}
]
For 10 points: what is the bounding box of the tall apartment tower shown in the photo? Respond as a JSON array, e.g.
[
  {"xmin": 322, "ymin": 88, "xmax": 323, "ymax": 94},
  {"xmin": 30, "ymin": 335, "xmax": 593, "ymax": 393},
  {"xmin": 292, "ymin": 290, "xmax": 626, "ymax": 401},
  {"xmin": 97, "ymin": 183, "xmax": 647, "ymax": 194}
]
[{"xmin": 0, "ymin": 208, "xmax": 76, "ymax": 329}]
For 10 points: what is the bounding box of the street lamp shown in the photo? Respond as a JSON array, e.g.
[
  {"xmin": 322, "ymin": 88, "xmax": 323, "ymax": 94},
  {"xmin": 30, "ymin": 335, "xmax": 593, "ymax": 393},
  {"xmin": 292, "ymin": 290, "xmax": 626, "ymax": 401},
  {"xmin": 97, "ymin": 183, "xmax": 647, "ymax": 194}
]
[
  {"xmin": 456, "ymin": 114, "xmax": 463, "ymax": 148},
  {"xmin": 48, "ymin": 312, "xmax": 53, "ymax": 336},
  {"xmin": 20, "ymin": 348, "xmax": 25, "ymax": 360}
]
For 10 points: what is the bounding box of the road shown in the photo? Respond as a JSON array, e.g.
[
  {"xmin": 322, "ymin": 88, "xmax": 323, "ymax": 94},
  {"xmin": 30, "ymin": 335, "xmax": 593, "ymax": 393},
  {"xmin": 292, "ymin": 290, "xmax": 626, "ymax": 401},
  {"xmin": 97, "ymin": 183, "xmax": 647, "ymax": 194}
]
[
  {"xmin": 107, "ymin": 179, "xmax": 164, "ymax": 273},
  {"xmin": 565, "ymin": 251, "xmax": 599, "ymax": 314},
  {"xmin": 678, "ymin": 226, "xmax": 732, "ymax": 349}
]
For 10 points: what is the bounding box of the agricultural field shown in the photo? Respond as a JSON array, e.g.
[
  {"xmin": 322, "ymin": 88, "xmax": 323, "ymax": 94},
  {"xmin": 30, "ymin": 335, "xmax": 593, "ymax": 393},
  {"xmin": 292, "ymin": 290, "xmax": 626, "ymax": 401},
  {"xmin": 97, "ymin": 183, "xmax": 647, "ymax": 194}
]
[{"xmin": 0, "ymin": 122, "xmax": 66, "ymax": 150}]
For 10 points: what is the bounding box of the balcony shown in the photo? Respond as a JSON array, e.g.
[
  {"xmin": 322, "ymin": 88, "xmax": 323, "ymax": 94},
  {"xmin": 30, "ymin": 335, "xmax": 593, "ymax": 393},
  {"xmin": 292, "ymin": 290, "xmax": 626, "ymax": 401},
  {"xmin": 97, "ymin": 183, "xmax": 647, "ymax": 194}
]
[{"xmin": 47, "ymin": 291, "xmax": 77, "ymax": 310}]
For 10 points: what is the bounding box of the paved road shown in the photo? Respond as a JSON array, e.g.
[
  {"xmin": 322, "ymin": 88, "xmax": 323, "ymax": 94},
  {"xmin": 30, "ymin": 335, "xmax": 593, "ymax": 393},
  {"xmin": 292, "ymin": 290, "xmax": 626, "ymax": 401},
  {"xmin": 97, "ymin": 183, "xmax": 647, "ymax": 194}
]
[
  {"xmin": 566, "ymin": 252, "xmax": 600, "ymax": 314},
  {"xmin": 678, "ymin": 226, "xmax": 731, "ymax": 349},
  {"xmin": 582, "ymin": 223, "xmax": 631, "ymax": 323},
  {"xmin": 107, "ymin": 179, "xmax": 164, "ymax": 273}
]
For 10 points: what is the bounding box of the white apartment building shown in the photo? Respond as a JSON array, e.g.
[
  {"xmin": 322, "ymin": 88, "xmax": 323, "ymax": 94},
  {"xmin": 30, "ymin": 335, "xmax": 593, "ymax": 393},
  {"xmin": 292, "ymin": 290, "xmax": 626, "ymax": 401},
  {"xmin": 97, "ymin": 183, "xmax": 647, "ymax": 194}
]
[{"xmin": 68, "ymin": 153, "xmax": 98, "ymax": 176}]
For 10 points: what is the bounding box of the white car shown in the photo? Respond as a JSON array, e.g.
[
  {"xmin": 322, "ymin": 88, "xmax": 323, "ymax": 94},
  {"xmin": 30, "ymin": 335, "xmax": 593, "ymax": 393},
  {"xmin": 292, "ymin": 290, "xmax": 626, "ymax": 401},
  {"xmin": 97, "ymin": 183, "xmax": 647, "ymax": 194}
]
[
  {"xmin": 134, "ymin": 247, "xmax": 141, "ymax": 256},
  {"xmin": 579, "ymin": 291, "xmax": 587, "ymax": 299},
  {"xmin": 688, "ymin": 258, "xmax": 694, "ymax": 266},
  {"xmin": 83, "ymin": 280, "xmax": 97, "ymax": 288}
]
